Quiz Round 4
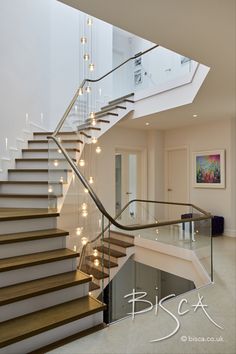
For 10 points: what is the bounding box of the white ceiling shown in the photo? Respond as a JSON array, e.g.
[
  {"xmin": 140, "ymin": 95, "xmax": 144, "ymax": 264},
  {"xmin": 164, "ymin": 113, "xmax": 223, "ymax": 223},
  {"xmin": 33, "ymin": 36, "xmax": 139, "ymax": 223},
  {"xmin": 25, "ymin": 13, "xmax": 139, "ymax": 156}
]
[{"xmin": 59, "ymin": 0, "xmax": 236, "ymax": 130}]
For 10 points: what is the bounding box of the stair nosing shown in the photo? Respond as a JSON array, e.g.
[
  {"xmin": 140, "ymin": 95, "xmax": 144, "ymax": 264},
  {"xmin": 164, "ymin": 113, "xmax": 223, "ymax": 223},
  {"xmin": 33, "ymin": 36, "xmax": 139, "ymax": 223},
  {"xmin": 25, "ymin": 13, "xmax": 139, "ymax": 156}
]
[
  {"xmin": 0, "ymin": 228, "xmax": 69, "ymax": 245},
  {"xmin": 0, "ymin": 270, "xmax": 92, "ymax": 306},
  {"xmin": 103, "ymin": 237, "xmax": 134, "ymax": 248},
  {"xmin": 0, "ymin": 249, "xmax": 79, "ymax": 273},
  {"xmin": 0, "ymin": 209, "xmax": 59, "ymax": 222},
  {"xmin": 0, "ymin": 194, "xmax": 60, "ymax": 199}
]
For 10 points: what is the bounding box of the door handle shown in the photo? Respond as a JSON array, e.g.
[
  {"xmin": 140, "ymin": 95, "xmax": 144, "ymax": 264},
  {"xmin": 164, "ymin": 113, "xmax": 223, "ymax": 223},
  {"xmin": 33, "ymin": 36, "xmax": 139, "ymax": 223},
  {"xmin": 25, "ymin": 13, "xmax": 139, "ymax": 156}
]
[
  {"xmin": 167, "ymin": 189, "xmax": 172, "ymax": 192},
  {"xmin": 126, "ymin": 192, "xmax": 132, "ymax": 195}
]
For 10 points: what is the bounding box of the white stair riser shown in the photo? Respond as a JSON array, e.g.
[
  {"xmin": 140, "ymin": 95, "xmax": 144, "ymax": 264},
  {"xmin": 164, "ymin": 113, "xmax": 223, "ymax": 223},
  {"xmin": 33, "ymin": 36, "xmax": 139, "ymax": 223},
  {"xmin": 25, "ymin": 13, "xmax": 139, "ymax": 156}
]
[
  {"xmin": 0, "ymin": 258, "xmax": 77, "ymax": 287},
  {"xmin": 16, "ymin": 160, "xmax": 71, "ymax": 170},
  {"xmin": 0, "ymin": 197, "xmax": 56, "ymax": 209},
  {"xmin": 8, "ymin": 170, "xmax": 70, "ymax": 182},
  {"xmin": 0, "ymin": 283, "xmax": 89, "ymax": 322},
  {"xmin": 23, "ymin": 150, "xmax": 78, "ymax": 160},
  {"xmin": 0, "ymin": 217, "xmax": 57, "ymax": 235},
  {"xmin": 0, "ymin": 183, "xmax": 62, "ymax": 196},
  {"xmin": 28, "ymin": 141, "xmax": 81, "ymax": 149},
  {"xmin": 104, "ymin": 242, "xmax": 127, "ymax": 254},
  {"xmin": 97, "ymin": 251, "xmax": 118, "ymax": 264},
  {"xmin": 110, "ymin": 232, "xmax": 134, "ymax": 244},
  {"xmin": 0, "ymin": 237, "xmax": 67, "ymax": 259},
  {"xmin": 1, "ymin": 312, "xmax": 103, "ymax": 354}
]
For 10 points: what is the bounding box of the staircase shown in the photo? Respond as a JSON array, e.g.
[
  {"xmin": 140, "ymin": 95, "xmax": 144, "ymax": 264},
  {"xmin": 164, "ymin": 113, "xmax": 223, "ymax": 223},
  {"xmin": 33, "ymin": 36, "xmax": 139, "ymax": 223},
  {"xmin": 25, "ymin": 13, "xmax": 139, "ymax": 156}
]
[{"xmin": 0, "ymin": 94, "xmax": 134, "ymax": 353}]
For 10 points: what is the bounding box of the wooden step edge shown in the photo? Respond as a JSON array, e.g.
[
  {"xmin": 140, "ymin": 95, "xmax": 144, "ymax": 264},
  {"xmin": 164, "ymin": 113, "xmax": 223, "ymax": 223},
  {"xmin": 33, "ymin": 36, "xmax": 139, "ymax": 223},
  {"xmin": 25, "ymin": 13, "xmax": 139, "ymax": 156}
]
[
  {"xmin": 0, "ymin": 229, "xmax": 69, "ymax": 245},
  {"xmin": 97, "ymin": 246, "xmax": 126, "ymax": 258},
  {"xmin": 97, "ymin": 119, "xmax": 110, "ymax": 123},
  {"xmin": 87, "ymin": 255, "xmax": 118, "ymax": 268},
  {"xmin": 0, "ymin": 209, "xmax": 59, "ymax": 222},
  {"xmin": 95, "ymin": 112, "xmax": 118, "ymax": 118},
  {"xmin": 80, "ymin": 132, "xmax": 91, "ymax": 138},
  {"xmin": 0, "ymin": 296, "xmax": 106, "ymax": 349},
  {"xmin": 103, "ymin": 237, "xmax": 134, "ymax": 248},
  {"xmin": 0, "ymin": 181, "xmax": 64, "ymax": 185},
  {"xmin": 0, "ymin": 194, "xmax": 60, "ymax": 199},
  {"xmin": 28, "ymin": 139, "xmax": 83, "ymax": 144},
  {"xmin": 83, "ymin": 127, "xmax": 101, "ymax": 131},
  {"xmin": 0, "ymin": 270, "xmax": 92, "ymax": 306},
  {"xmin": 15, "ymin": 158, "xmax": 76, "ymax": 162},
  {"xmin": 0, "ymin": 249, "xmax": 79, "ymax": 273},
  {"xmin": 89, "ymin": 281, "xmax": 100, "ymax": 292},
  {"xmin": 27, "ymin": 323, "xmax": 106, "ymax": 354},
  {"xmin": 8, "ymin": 168, "xmax": 71, "ymax": 172},
  {"xmin": 34, "ymin": 132, "xmax": 77, "ymax": 136},
  {"xmin": 22, "ymin": 148, "xmax": 80, "ymax": 152},
  {"xmin": 108, "ymin": 92, "xmax": 135, "ymax": 105},
  {"xmin": 100, "ymin": 104, "xmax": 127, "ymax": 111}
]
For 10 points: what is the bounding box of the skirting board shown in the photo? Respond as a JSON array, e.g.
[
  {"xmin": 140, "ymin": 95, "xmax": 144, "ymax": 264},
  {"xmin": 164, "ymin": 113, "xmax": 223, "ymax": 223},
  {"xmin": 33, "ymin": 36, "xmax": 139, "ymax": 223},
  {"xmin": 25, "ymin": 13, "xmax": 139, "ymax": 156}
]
[{"xmin": 223, "ymin": 229, "xmax": 236, "ymax": 237}]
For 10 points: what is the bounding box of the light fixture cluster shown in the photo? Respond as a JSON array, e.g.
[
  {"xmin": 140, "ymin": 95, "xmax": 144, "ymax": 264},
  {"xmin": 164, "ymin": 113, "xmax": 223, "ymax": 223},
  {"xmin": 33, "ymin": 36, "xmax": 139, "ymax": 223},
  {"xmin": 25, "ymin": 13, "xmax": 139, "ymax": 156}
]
[{"xmin": 80, "ymin": 17, "xmax": 95, "ymax": 75}]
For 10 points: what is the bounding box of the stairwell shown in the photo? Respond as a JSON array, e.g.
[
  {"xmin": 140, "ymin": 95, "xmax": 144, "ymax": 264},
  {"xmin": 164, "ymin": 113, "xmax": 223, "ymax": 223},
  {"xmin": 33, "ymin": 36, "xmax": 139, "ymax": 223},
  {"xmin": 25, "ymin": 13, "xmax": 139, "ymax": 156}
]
[{"xmin": 0, "ymin": 94, "xmax": 134, "ymax": 353}]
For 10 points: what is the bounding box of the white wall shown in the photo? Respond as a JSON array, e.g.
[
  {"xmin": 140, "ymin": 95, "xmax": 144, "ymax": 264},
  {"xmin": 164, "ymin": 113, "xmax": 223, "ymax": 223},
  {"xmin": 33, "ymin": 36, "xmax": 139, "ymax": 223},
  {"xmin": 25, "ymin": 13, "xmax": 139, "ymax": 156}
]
[
  {"xmin": 164, "ymin": 118, "xmax": 235, "ymax": 236},
  {"xmin": 91, "ymin": 126, "xmax": 148, "ymax": 216}
]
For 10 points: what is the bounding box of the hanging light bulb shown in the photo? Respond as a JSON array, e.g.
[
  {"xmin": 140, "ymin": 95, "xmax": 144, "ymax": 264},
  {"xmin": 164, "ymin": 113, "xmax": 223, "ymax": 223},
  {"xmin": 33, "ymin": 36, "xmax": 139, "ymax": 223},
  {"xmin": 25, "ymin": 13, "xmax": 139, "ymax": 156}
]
[
  {"xmin": 53, "ymin": 160, "xmax": 59, "ymax": 167},
  {"xmin": 73, "ymin": 245, "xmax": 77, "ymax": 252},
  {"xmin": 78, "ymin": 87, "xmax": 83, "ymax": 96},
  {"xmin": 96, "ymin": 146, "xmax": 101, "ymax": 154},
  {"xmin": 84, "ymin": 188, "xmax": 89, "ymax": 194},
  {"xmin": 93, "ymin": 249, "xmax": 98, "ymax": 257},
  {"xmin": 91, "ymin": 137, "xmax": 97, "ymax": 144},
  {"xmin": 156, "ymin": 229, "xmax": 159, "ymax": 235},
  {"xmin": 89, "ymin": 63, "xmax": 95, "ymax": 72},
  {"xmin": 57, "ymin": 148, "xmax": 62, "ymax": 154},
  {"xmin": 76, "ymin": 227, "xmax": 83, "ymax": 236},
  {"xmin": 60, "ymin": 176, "xmax": 64, "ymax": 183},
  {"xmin": 94, "ymin": 259, "xmax": 100, "ymax": 267},
  {"xmin": 84, "ymin": 53, "xmax": 90, "ymax": 61},
  {"xmin": 81, "ymin": 237, "xmax": 88, "ymax": 245},
  {"xmin": 89, "ymin": 176, "xmax": 94, "ymax": 184},
  {"xmin": 82, "ymin": 210, "xmax": 88, "ymax": 217},
  {"xmin": 48, "ymin": 186, "xmax": 53, "ymax": 193},
  {"xmin": 91, "ymin": 118, "xmax": 96, "ymax": 126},
  {"xmin": 87, "ymin": 18, "xmax": 93, "ymax": 26},
  {"xmin": 85, "ymin": 85, "xmax": 91, "ymax": 93},
  {"xmin": 79, "ymin": 159, "xmax": 85, "ymax": 167},
  {"xmin": 80, "ymin": 36, "xmax": 87, "ymax": 44},
  {"xmin": 89, "ymin": 112, "xmax": 95, "ymax": 119},
  {"xmin": 74, "ymin": 105, "xmax": 78, "ymax": 112},
  {"xmin": 81, "ymin": 202, "xmax": 87, "ymax": 211}
]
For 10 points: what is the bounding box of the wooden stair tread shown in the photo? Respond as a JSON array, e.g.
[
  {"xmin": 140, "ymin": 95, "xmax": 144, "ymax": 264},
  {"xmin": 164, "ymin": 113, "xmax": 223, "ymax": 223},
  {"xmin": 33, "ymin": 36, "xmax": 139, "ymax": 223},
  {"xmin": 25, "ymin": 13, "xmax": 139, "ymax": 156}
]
[
  {"xmin": 87, "ymin": 255, "xmax": 118, "ymax": 268},
  {"xmin": 15, "ymin": 158, "xmax": 76, "ymax": 162},
  {"xmin": 80, "ymin": 131, "xmax": 91, "ymax": 138},
  {"xmin": 22, "ymin": 148, "xmax": 80, "ymax": 152},
  {"xmin": 0, "ymin": 270, "xmax": 91, "ymax": 306},
  {"xmin": 100, "ymin": 104, "xmax": 127, "ymax": 111},
  {"xmin": 0, "ymin": 228, "xmax": 69, "ymax": 245},
  {"xmin": 0, "ymin": 295, "xmax": 106, "ymax": 348},
  {"xmin": 108, "ymin": 92, "xmax": 134, "ymax": 105},
  {"xmin": 104, "ymin": 237, "xmax": 134, "ymax": 248},
  {"xmin": 0, "ymin": 248, "xmax": 79, "ymax": 272},
  {"xmin": 0, "ymin": 208, "xmax": 59, "ymax": 222},
  {"xmin": 0, "ymin": 194, "xmax": 60, "ymax": 198},
  {"xmin": 29, "ymin": 139, "xmax": 83, "ymax": 144},
  {"xmin": 0, "ymin": 181, "xmax": 64, "ymax": 185},
  {"xmin": 8, "ymin": 168, "xmax": 71, "ymax": 172},
  {"xmin": 89, "ymin": 282, "xmax": 100, "ymax": 291},
  {"xmin": 94, "ymin": 112, "xmax": 118, "ymax": 118},
  {"xmin": 34, "ymin": 132, "xmax": 77, "ymax": 136},
  {"xmin": 81, "ymin": 265, "xmax": 109, "ymax": 280},
  {"xmin": 96, "ymin": 245, "xmax": 126, "ymax": 258}
]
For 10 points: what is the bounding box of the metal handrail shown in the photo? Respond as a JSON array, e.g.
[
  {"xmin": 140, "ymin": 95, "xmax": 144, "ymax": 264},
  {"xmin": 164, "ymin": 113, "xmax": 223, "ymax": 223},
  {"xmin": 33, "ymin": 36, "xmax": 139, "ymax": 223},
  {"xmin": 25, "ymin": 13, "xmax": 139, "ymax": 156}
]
[{"xmin": 52, "ymin": 44, "xmax": 159, "ymax": 137}]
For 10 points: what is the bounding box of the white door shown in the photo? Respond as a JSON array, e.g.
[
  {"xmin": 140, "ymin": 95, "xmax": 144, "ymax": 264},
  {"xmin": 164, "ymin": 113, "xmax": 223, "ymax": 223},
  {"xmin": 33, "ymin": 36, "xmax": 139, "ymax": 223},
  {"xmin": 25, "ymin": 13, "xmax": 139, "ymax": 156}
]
[
  {"xmin": 167, "ymin": 148, "xmax": 188, "ymax": 220},
  {"xmin": 115, "ymin": 149, "xmax": 142, "ymax": 224}
]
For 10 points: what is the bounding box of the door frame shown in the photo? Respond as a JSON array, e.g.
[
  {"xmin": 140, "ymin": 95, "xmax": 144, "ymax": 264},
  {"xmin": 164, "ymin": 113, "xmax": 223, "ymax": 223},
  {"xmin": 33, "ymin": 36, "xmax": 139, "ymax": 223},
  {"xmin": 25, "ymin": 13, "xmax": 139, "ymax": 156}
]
[
  {"xmin": 164, "ymin": 145, "xmax": 190, "ymax": 204},
  {"xmin": 115, "ymin": 146, "xmax": 148, "ymax": 203}
]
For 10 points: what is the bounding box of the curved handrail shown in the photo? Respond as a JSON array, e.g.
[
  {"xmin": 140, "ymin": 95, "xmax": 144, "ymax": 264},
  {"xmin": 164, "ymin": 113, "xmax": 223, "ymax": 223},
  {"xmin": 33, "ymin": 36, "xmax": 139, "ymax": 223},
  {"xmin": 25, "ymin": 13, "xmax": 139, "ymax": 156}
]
[{"xmin": 52, "ymin": 44, "xmax": 159, "ymax": 137}]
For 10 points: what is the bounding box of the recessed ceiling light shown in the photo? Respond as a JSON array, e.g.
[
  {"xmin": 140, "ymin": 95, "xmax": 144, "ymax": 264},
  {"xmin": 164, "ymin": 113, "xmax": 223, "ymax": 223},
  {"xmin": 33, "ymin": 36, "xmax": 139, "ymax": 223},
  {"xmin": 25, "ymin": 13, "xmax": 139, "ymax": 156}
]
[
  {"xmin": 193, "ymin": 114, "xmax": 198, "ymax": 118},
  {"xmin": 145, "ymin": 122, "xmax": 150, "ymax": 126}
]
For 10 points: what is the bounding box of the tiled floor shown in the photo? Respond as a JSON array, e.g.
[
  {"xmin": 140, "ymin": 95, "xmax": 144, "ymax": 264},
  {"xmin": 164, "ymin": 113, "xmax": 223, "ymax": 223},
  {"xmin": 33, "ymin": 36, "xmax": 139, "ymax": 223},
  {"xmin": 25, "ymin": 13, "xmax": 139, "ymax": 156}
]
[{"xmin": 48, "ymin": 236, "xmax": 236, "ymax": 354}]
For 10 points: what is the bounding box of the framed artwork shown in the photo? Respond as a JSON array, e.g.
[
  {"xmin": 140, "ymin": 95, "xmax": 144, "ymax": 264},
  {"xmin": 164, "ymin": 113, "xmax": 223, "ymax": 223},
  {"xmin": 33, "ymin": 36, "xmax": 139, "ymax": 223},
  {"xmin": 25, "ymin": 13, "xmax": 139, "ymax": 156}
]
[
  {"xmin": 134, "ymin": 69, "xmax": 142, "ymax": 85},
  {"xmin": 193, "ymin": 150, "xmax": 225, "ymax": 188},
  {"xmin": 134, "ymin": 57, "xmax": 142, "ymax": 66},
  {"xmin": 181, "ymin": 56, "xmax": 191, "ymax": 64}
]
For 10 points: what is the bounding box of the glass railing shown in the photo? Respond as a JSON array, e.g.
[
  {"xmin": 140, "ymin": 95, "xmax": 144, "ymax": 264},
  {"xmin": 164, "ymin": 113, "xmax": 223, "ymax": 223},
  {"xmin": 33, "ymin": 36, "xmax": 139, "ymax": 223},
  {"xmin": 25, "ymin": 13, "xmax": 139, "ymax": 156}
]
[{"xmin": 47, "ymin": 44, "xmax": 209, "ymax": 325}]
